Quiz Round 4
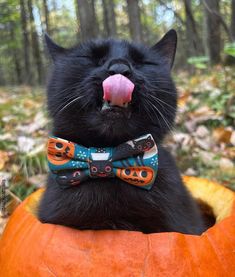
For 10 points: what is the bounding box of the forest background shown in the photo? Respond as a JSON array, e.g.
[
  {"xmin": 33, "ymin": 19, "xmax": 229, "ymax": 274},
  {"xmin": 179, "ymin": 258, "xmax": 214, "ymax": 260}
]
[{"xmin": 0, "ymin": 0, "xmax": 235, "ymax": 233}]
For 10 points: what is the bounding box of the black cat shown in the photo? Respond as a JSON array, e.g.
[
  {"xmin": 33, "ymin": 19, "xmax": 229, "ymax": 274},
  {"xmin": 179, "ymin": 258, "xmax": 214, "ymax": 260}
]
[{"xmin": 38, "ymin": 30, "xmax": 205, "ymax": 234}]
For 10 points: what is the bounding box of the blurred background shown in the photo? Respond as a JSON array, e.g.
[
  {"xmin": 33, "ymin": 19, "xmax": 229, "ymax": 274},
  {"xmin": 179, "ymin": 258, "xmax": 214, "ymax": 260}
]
[{"xmin": 0, "ymin": 0, "xmax": 234, "ymax": 232}]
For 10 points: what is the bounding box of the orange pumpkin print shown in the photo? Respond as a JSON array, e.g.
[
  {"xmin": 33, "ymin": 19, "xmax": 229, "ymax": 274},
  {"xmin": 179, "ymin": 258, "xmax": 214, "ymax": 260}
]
[
  {"xmin": 47, "ymin": 137, "xmax": 75, "ymax": 165},
  {"xmin": 116, "ymin": 166, "xmax": 154, "ymax": 187}
]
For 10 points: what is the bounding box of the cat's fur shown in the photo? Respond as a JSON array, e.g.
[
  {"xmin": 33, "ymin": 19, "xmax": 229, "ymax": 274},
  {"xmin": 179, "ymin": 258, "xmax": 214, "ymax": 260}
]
[{"xmin": 38, "ymin": 30, "xmax": 205, "ymax": 234}]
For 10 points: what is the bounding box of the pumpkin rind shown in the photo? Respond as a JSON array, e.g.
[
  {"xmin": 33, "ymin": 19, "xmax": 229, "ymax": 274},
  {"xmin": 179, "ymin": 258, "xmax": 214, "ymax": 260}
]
[{"xmin": 0, "ymin": 177, "xmax": 235, "ymax": 277}]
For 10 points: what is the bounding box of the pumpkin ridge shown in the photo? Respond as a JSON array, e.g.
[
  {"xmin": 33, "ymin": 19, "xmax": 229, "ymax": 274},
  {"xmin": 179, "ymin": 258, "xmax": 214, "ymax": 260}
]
[
  {"xmin": 181, "ymin": 235, "xmax": 201, "ymax": 275},
  {"xmin": 41, "ymin": 226, "xmax": 58, "ymax": 273},
  {"xmin": 0, "ymin": 205, "xmax": 35, "ymax": 273},
  {"xmin": 184, "ymin": 236, "xmax": 202, "ymax": 276},
  {"xmin": 175, "ymin": 235, "xmax": 200, "ymax": 275},
  {"xmin": 216, "ymin": 221, "xmax": 235, "ymax": 244},
  {"xmin": 43, "ymin": 261, "xmax": 57, "ymax": 277},
  {"xmin": 205, "ymin": 232, "xmax": 231, "ymax": 275},
  {"xmin": 0, "ymin": 206, "xmax": 29, "ymax": 248},
  {"xmin": 206, "ymin": 224, "xmax": 235, "ymax": 271},
  {"xmin": 141, "ymin": 235, "xmax": 151, "ymax": 276}
]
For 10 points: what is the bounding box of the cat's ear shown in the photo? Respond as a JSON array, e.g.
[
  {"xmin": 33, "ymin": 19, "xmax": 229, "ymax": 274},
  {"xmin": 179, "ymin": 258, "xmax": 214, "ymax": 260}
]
[
  {"xmin": 151, "ymin": 29, "xmax": 177, "ymax": 69},
  {"xmin": 45, "ymin": 33, "xmax": 67, "ymax": 61}
]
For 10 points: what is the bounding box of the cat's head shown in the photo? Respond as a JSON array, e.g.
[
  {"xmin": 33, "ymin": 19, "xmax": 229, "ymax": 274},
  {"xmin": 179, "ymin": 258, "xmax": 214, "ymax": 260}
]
[{"xmin": 45, "ymin": 30, "xmax": 177, "ymax": 147}]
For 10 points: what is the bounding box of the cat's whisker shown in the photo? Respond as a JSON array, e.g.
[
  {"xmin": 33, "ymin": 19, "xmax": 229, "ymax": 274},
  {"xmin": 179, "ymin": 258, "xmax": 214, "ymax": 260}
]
[
  {"xmin": 152, "ymin": 79, "xmax": 174, "ymax": 84},
  {"xmin": 53, "ymin": 96, "xmax": 79, "ymax": 115},
  {"xmin": 143, "ymin": 98, "xmax": 164, "ymax": 131},
  {"xmin": 147, "ymin": 94, "xmax": 177, "ymax": 112},
  {"xmin": 155, "ymin": 86, "xmax": 177, "ymax": 96},
  {"xmin": 56, "ymin": 95, "xmax": 86, "ymax": 115},
  {"xmin": 145, "ymin": 98, "xmax": 174, "ymax": 134},
  {"xmin": 57, "ymin": 81, "xmax": 82, "ymax": 96},
  {"xmin": 142, "ymin": 98, "xmax": 157, "ymax": 124}
]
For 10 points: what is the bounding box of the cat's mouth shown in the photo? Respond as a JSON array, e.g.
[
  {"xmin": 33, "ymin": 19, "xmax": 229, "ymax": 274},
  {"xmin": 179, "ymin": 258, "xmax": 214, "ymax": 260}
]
[
  {"xmin": 100, "ymin": 101, "xmax": 132, "ymax": 119},
  {"xmin": 102, "ymin": 74, "xmax": 134, "ymax": 111},
  {"xmin": 100, "ymin": 74, "xmax": 134, "ymax": 120}
]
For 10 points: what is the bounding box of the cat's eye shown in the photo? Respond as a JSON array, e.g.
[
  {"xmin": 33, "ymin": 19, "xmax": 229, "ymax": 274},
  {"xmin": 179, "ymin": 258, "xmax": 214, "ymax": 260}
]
[
  {"xmin": 97, "ymin": 57, "xmax": 107, "ymax": 66},
  {"xmin": 91, "ymin": 45, "xmax": 109, "ymax": 66},
  {"xmin": 129, "ymin": 47, "xmax": 144, "ymax": 63},
  {"xmin": 144, "ymin": 61, "xmax": 159, "ymax": 66},
  {"xmin": 76, "ymin": 55, "xmax": 92, "ymax": 59}
]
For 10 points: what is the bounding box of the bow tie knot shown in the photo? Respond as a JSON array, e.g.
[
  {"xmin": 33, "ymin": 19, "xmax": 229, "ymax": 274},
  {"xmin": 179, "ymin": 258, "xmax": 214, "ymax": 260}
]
[{"xmin": 47, "ymin": 134, "xmax": 158, "ymax": 190}]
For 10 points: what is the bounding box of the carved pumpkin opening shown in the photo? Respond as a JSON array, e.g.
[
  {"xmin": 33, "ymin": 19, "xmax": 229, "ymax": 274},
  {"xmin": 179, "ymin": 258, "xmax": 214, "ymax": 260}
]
[
  {"xmin": 183, "ymin": 176, "xmax": 234, "ymax": 228},
  {"xmin": 197, "ymin": 199, "xmax": 216, "ymax": 229}
]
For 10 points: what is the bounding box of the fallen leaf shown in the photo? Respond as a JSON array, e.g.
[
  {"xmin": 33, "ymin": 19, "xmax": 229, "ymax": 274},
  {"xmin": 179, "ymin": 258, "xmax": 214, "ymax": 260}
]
[
  {"xmin": 219, "ymin": 158, "xmax": 234, "ymax": 170},
  {"xmin": 0, "ymin": 151, "xmax": 9, "ymax": 170},
  {"xmin": 0, "ymin": 217, "xmax": 8, "ymax": 235},
  {"xmin": 17, "ymin": 136, "xmax": 35, "ymax": 153},
  {"xmin": 198, "ymin": 151, "xmax": 218, "ymax": 165},
  {"xmin": 23, "ymin": 99, "xmax": 40, "ymax": 109},
  {"xmin": 16, "ymin": 111, "xmax": 48, "ymax": 134},
  {"xmin": 230, "ymin": 131, "xmax": 235, "ymax": 146},
  {"xmin": 178, "ymin": 92, "xmax": 190, "ymax": 108},
  {"xmin": 27, "ymin": 174, "xmax": 47, "ymax": 188},
  {"xmin": 195, "ymin": 125, "xmax": 210, "ymax": 138},
  {"xmin": 194, "ymin": 137, "xmax": 212, "ymax": 150},
  {"xmin": 213, "ymin": 127, "xmax": 232, "ymax": 144},
  {"xmin": 184, "ymin": 168, "xmax": 197, "ymax": 176},
  {"xmin": 5, "ymin": 194, "xmax": 21, "ymax": 215}
]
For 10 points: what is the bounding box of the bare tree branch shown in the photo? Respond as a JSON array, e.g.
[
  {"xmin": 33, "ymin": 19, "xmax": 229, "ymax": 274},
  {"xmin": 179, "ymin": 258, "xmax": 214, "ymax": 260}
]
[{"xmin": 202, "ymin": 0, "xmax": 233, "ymax": 41}]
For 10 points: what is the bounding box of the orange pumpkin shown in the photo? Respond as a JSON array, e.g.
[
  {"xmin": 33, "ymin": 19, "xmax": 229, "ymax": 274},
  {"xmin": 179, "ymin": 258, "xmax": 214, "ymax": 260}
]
[{"xmin": 0, "ymin": 176, "xmax": 235, "ymax": 276}]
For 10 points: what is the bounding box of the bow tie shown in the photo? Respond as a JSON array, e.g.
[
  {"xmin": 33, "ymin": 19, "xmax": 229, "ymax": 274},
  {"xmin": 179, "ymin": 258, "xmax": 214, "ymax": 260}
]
[{"xmin": 47, "ymin": 134, "xmax": 158, "ymax": 190}]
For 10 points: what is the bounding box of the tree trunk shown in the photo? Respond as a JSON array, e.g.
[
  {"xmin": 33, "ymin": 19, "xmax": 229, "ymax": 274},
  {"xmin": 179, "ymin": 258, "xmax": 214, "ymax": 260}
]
[
  {"xmin": 102, "ymin": 0, "xmax": 117, "ymax": 37},
  {"xmin": 140, "ymin": 3, "xmax": 151, "ymax": 44},
  {"xmin": 126, "ymin": 0, "xmax": 143, "ymax": 42},
  {"xmin": 20, "ymin": 0, "xmax": 31, "ymax": 85},
  {"xmin": 27, "ymin": 0, "xmax": 43, "ymax": 84},
  {"xmin": 184, "ymin": 0, "xmax": 203, "ymax": 57},
  {"xmin": 203, "ymin": 0, "xmax": 221, "ymax": 64},
  {"xmin": 77, "ymin": 0, "xmax": 99, "ymax": 40},
  {"xmin": 231, "ymin": 0, "xmax": 235, "ymax": 40},
  {"xmin": 0, "ymin": 65, "xmax": 6, "ymax": 86},
  {"xmin": 91, "ymin": 0, "xmax": 100, "ymax": 36},
  {"xmin": 9, "ymin": 23, "xmax": 22, "ymax": 84},
  {"xmin": 43, "ymin": 0, "xmax": 50, "ymax": 34}
]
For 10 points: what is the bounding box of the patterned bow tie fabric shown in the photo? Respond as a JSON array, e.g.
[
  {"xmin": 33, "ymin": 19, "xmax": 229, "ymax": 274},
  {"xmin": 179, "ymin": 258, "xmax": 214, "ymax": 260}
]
[{"xmin": 47, "ymin": 134, "xmax": 158, "ymax": 190}]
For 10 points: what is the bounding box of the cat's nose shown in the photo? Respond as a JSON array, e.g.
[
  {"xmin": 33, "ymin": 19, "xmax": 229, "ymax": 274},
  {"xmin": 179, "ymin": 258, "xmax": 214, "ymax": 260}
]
[{"xmin": 108, "ymin": 63, "xmax": 131, "ymax": 77}]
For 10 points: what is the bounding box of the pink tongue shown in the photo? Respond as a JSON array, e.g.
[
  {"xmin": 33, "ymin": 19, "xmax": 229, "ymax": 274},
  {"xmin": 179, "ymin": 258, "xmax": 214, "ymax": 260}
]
[{"xmin": 102, "ymin": 74, "xmax": 135, "ymax": 107}]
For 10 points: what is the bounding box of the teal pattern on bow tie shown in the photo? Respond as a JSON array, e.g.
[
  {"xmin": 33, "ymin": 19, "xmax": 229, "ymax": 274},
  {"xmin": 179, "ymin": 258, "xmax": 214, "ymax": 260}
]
[{"xmin": 47, "ymin": 134, "xmax": 158, "ymax": 190}]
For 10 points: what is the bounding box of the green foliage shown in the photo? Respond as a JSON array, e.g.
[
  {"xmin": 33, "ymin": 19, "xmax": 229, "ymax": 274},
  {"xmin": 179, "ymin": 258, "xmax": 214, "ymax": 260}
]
[
  {"xmin": 187, "ymin": 56, "xmax": 209, "ymax": 69},
  {"xmin": 18, "ymin": 151, "xmax": 48, "ymax": 179},
  {"xmin": 224, "ymin": 43, "xmax": 235, "ymax": 57},
  {"xmin": 10, "ymin": 183, "xmax": 36, "ymax": 200}
]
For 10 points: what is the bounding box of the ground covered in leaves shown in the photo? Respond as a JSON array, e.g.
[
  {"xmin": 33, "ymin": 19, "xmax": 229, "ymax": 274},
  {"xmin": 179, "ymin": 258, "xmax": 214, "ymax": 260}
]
[{"xmin": 0, "ymin": 67, "xmax": 234, "ymax": 234}]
